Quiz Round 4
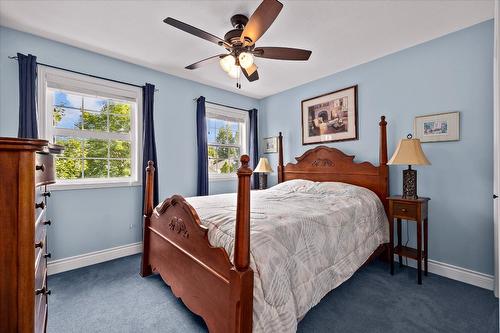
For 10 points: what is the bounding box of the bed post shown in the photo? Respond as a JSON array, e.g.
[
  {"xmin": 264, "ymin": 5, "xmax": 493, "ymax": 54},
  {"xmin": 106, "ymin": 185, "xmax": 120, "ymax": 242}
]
[
  {"xmin": 230, "ymin": 155, "xmax": 254, "ymax": 333},
  {"xmin": 379, "ymin": 116, "xmax": 388, "ymax": 166},
  {"xmin": 379, "ymin": 116, "xmax": 389, "ymax": 206},
  {"xmin": 278, "ymin": 132, "xmax": 284, "ymax": 183},
  {"xmin": 379, "ymin": 116, "xmax": 391, "ymax": 262},
  {"xmin": 234, "ymin": 155, "xmax": 252, "ymax": 270},
  {"xmin": 140, "ymin": 161, "xmax": 155, "ymax": 277}
]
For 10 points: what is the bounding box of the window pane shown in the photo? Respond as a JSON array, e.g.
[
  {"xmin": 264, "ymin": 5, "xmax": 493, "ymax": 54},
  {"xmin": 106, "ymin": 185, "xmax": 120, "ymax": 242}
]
[
  {"xmin": 208, "ymin": 145, "xmax": 240, "ymax": 174},
  {"xmin": 109, "ymin": 159, "xmax": 131, "ymax": 177},
  {"xmin": 110, "ymin": 140, "xmax": 131, "ymax": 158},
  {"xmin": 83, "ymin": 96, "xmax": 106, "ymax": 111},
  {"xmin": 107, "ymin": 102, "xmax": 131, "ymax": 116},
  {"xmin": 82, "ymin": 111, "xmax": 108, "ymax": 131},
  {"xmin": 55, "ymin": 158, "xmax": 82, "ymax": 179},
  {"xmin": 54, "ymin": 136, "xmax": 83, "ymax": 159},
  {"xmin": 109, "ymin": 114, "xmax": 131, "ymax": 133},
  {"xmin": 53, "ymin": 107, "xmax": 82, "ymax": 129},
  {"xmin": 54, "ymin": 91, "xmax": 82, "ymax": 108},
  {"xmin": 208, "ymin": 158, "xmax": 218, "ymax": 173},
  {"xmin": 84, "ymin": 139, "xmax": 108, "ymax": 158},
  {"xmin": 84, "ymin": 159, "xmax": 108, "ymax": 178}
]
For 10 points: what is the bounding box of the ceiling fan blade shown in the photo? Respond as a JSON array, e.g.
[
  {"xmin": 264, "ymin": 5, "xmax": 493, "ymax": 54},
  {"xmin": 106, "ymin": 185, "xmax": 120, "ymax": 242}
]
[
  {"xmin": 164, "ymin": 17, "xmax": 230, "ymax": 48},
  {"xmin": 185, "ymin": 54, "xmax": 226, "ymax": 70},
  {"xmin": 242, "ymin": 64, "xmax": 259, "ymax": 82},
  {"xmin": 240, "ymin": 0, "xmax": 283, "ymax": 46},
  {"xmin": 253, "ymin": 47, "xmax": 312, "ymax": 61}
]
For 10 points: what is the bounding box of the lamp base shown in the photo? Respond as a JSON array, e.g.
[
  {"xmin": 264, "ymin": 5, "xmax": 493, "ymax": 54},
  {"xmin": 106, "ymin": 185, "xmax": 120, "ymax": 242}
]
[
  {"xmin": 258, "ymin": 173, "xmax": 267, "ymax": 190},
  {"xmin": 402, "ymin": 166, "xmax": 418, "ymax": 199}
]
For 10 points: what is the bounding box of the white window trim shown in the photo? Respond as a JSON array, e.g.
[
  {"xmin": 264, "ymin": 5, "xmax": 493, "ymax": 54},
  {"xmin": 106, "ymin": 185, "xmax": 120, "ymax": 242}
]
[
  {"xmin": 206, "ymin": 103, "xmax": 249, "ymax": 182},
  {"xmin": 37, "ymin": 65, "xmax": 143, "ymax": 190}
]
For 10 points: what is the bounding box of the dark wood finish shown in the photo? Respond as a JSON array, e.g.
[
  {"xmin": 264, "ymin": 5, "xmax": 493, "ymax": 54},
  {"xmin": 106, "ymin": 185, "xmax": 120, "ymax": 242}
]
[
  {"xmin": 240, "ymin": 0, "xmax": 283, "ymax": 46},
  {"xmin": 163, "ymin": 17, "xmax": 229, "ymax": 48},
  {"xmin": 253, "ymin": 47, "xmax": 311, "ymax": 61},
  {"xmin": 278, "ymin": 132, "xmax": 284, "ymax": 183},
  {"xmin": 301, "ymin": 85, "xmax": 358, "ymax": 145},
  {"xmin": 141, "ymin": 117, "xmax": 389, "ymax": 332},
  {"xmin": 387, "ymin": 195, "xmax": 430, "ymax": 284},
  {"xmin": 0, "ymin": 137, "xmax": 61, "ymax": 333},
  {"xmin": 142, "ymin": 156, "xmax": 253, "ymax": 333}
]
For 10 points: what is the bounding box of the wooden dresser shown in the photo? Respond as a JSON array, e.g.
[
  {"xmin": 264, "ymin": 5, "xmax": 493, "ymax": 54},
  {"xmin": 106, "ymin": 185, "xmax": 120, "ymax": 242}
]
[{"xmin": 0, "ymin": 137, "xmax": 63, "ymax": 333}]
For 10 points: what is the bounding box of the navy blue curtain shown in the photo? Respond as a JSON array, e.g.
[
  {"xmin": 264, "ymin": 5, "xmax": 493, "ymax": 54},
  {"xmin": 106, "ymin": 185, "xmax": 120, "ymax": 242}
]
[
  {"xmin": 142, "ymin": 83, "xmax": 159, "ymax": 210},
  {"xmin": 17, "ymin": 53, "xmax": 38, "ymax": 138},
  {"xmin": 249, "ymin": 108, "xmax": 259, "ymax": 189},
  {"xmin": 196, "ymin": 97, "xmax": 209, "ymax": 196}
]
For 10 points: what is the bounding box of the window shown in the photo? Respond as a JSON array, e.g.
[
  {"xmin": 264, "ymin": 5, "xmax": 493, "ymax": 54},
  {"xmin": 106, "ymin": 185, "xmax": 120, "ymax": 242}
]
[
  {"xmin": 37, "ymin": 66, "xmax": 142, "ymax": 189},
  {"xmin": 206, "ymin": 105, "xmax": 248, "ymax": 180}
]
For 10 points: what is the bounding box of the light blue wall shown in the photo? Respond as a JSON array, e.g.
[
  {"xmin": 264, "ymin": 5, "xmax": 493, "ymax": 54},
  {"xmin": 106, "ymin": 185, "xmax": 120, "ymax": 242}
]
[
  {"xmin": 0, "ymin": 20, "xmax": 495, "ymax": 275},
  {"xmin": 0, "ymin": 27, "xmax": 258, "ymax": 260},
  {"xmin": 259, "ymin": 20, "xmax": 494, "ymax": 275}
]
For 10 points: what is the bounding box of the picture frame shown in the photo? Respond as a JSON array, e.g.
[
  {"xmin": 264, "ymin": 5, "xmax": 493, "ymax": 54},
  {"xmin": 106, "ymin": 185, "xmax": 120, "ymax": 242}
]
[
  {"xmin": 263, "ymin": 136, "xmax": 278, "ymax": 153},
  {"xmin": 301, "ymin": 85, "xmax": 358, "ymax": 145},
  {"xmin": 413, "ymin": 111, "xmax": 460, "ymax": 143}
]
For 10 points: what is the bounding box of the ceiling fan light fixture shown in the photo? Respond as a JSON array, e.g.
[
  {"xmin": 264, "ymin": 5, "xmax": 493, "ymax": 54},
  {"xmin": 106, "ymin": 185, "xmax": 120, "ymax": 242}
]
[
  {"xmin": 219, "ymin": 55, "xmax": 235, "ymax": 72},
  {"xmin": 228, "ymin": 65, "xmax": 240, "ymax": 79},
  {"xmin": 238, "ymin": 52, "xmax": 254, "ymax": 69}
]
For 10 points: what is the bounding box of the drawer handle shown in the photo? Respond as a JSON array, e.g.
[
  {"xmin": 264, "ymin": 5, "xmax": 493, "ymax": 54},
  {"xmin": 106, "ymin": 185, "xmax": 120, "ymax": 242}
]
[
  {"xmin": 43, "ymin": 220, "xmax": 52, "ymax": 226},
  {"xmin": 401, "ymin": 208, "xmax": 407, "ymax": 212},
  {"xmin": 44, "ymin": 252, "xmax": 52, "ymax": 259},
  {"xmin": 35, "ymin": 240, "xmax": 44, "ymax": 249},
  {"xmin": 42, "ymin": 191, "xmax": 51, "ymax": 198},
  {"xmin": 35, "ymin": 201, "xmax": 45, "ymax": 209},
  {"xmin": 35, "ymin": 287, "xmax": 51, "ymax": 296},
  {"xmin": 36, "ymin": 164, "xmax": 45, "ymax": 172}
]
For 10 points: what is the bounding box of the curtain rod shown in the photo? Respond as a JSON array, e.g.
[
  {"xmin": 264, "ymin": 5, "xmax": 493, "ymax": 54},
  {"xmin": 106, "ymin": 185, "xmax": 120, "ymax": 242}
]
[
  {"xmin": 193, "ymin": 98, "xmax": 253, "ymax": 112},
  {"xmin": 8, "ymin": 55, "xmax": 159, "ymax": 92}
]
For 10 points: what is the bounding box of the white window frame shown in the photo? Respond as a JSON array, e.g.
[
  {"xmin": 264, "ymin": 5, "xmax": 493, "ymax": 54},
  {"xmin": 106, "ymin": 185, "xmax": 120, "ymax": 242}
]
[
  {"xmin": 37, "ymin": 65, "xmax": 142, "ymax": 190},
  {"xmin": 206, "ymin": 103, "xmax": 249, "ymax": 182}
]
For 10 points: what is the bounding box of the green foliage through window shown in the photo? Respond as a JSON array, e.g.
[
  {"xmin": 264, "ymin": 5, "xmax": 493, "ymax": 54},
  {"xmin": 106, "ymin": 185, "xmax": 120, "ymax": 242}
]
[
  {"xmin": 51, "ymin": 90, "xmax": 133, "ymax": 180},
  {"xmin": 208, "ymin": 119, "xmax": 242, "ymax": 175}
]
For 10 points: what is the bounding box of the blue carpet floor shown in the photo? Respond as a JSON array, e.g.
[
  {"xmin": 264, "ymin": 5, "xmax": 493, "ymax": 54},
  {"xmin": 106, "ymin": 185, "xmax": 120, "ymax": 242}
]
[{"xmin": 48, "ymin": 254, "xmax": 498, "ymax": 332}]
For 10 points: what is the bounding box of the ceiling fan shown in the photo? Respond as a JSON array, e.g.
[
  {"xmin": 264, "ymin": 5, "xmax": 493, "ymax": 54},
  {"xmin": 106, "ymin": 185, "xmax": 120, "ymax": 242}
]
[{"xmin": 164, "ymin": 0, "xmax": 312, "ymax": 88}]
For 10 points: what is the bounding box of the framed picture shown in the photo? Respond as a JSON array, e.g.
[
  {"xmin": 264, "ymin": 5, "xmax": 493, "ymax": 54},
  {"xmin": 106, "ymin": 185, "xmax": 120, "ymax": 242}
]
[
  {"xmin": 263, "ymin": 136, "xmax": 278, "ymax": 153},
  {"xmin": 301, "ymin": 85, "xmax": 358, "ymax": 145},
  {"xmin": 414, "ymin": 111, "xmax": 460, "ymax": 143}
]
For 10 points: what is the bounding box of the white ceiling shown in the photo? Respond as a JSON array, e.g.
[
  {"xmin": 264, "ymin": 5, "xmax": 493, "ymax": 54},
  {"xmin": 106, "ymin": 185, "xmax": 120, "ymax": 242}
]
[{"xmin": 0, "ymin": 0, "xmax": 494, "ymax": 99}]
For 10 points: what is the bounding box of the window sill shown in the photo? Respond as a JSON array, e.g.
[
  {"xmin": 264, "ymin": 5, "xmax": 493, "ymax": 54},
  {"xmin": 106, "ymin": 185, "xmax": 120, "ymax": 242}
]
[
  {"xmin": 48, "ymin": 180, "xmax": 141, "ymax": 191},
  {"xmin": 209, "ymin": 175, "xmax": 237, "ymax": 182}
]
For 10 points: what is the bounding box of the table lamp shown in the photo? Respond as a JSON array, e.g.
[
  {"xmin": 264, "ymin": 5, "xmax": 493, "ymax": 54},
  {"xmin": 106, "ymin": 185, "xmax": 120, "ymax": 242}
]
[
  {"xmin": 387, "ymin": 134, "xmax": 430, "ymax": 199},
  {"xmin": 254, "ymin": 157, "xmax": 273, "ymax": 190}
]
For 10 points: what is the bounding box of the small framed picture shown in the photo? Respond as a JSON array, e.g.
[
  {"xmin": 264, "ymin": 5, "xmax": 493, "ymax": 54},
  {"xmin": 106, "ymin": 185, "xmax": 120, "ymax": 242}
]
[
  {"xmin": 301, "ymin": 85, "xmax": 358, "ymax": 145},
  {"xmin": 414, "ymin": 112, "xmax": 460, "ymax": 143},
  {"xmin": 263, "ymin": 136, "xmax": 278, "ymax": 153}
]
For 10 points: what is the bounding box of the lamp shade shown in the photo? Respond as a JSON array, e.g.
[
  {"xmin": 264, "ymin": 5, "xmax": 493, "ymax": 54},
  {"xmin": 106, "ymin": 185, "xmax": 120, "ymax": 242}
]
[
  {"xmin": 254, "ymin": 158, "xmax": 273, "ymax": 173},
  {"xmin": 388, "ymin": 137, "xmax": 431, "ymax": 166}
]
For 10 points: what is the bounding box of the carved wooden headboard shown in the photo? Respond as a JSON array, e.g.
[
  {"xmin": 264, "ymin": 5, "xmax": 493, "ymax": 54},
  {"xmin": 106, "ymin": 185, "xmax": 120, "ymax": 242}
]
[{"xmin": 277, "ymin": 116, "xmax": 389, "ymax": 211}]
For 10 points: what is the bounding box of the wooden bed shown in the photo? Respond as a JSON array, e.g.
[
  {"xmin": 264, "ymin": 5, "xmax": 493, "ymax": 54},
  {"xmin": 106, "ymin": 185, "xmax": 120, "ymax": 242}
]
[{"xmin": 140, "ymin": 116, "xmax": 390, "ymax": 333}]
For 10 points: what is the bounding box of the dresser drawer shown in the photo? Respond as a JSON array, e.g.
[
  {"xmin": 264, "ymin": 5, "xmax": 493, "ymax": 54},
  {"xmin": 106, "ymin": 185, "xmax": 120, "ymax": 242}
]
[
  {"xmin": 392, "ymin": 201, "xmax": 417, "ymax": 218},
  {"xmin": 35, "ymin": 302, "xmax": 47, "ymax": 333},
  {"xmin": 34, "ymin": 224, "xmax": 47, "ymax": 261},
  {"xmin": 35, "ymin": 152, "xmax": 56, "ymax": 186},
  {"xmin": 34, "ymin": 273, "xmax": 48, "ymax": 333}
]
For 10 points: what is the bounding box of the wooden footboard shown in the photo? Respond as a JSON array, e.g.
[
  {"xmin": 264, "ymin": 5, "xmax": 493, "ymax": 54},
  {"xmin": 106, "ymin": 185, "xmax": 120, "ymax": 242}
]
[{"xmin": 140, "ymin": 157, "xmax": 253, "ymax": 333}]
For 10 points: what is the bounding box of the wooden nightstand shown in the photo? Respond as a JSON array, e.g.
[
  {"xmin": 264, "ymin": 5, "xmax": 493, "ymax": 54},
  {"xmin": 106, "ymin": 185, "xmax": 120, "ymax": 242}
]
[{"xmin": 387, "ymin": 195, "xmax": 430, "ymax": 284}]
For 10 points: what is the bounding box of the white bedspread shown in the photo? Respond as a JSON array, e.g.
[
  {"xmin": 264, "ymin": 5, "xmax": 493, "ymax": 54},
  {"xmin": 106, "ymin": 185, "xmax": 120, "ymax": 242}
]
[{"xmin": 185, "ymin": 179, "xmax": 388, "ymax": 333}]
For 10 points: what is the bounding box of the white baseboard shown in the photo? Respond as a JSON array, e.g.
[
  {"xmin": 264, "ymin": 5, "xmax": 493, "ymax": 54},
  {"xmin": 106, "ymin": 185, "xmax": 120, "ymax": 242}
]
[
  {"xmin": 393, "ymin": 255, "xmax": 494, "ymax": 290},
  {"xmin": 47, "ymin": 242, "xmax": 142, "ymax": 276},
  {"xmin": 47, "ymin": 242, "xmax": 494, "ymax": 290}
]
